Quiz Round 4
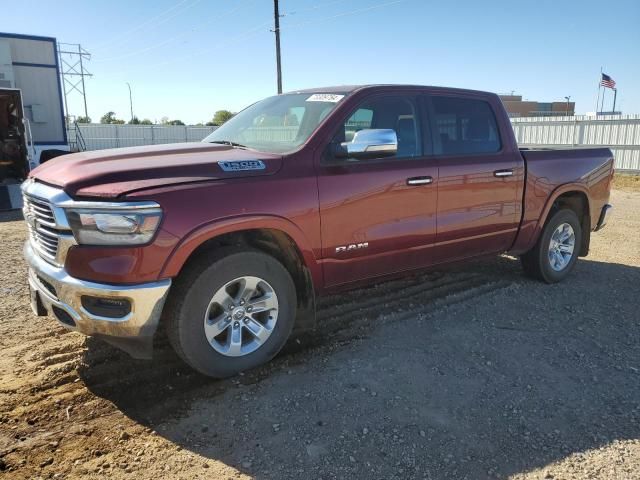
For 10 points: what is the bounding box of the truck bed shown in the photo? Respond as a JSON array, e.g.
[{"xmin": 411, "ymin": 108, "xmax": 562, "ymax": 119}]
[{"xmin": 510, "ymin": 146, "xmax": 614, "ymax": 255}]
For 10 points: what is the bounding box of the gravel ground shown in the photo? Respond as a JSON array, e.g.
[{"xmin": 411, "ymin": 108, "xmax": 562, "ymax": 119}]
[{"xmin": 0, "ymin": 189, "xmax": 638, "ymax": 480}]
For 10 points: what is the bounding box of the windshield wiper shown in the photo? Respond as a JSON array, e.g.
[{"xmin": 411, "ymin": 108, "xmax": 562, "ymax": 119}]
[{"xmin": 209, "ymin": 140, "xmax": 249, "ymax": 149}]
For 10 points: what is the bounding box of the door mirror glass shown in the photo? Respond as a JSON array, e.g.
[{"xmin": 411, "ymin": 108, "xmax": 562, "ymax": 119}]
[{"xmin": 335, "ymin": 128, "xmax": 398, "ymax": 159}]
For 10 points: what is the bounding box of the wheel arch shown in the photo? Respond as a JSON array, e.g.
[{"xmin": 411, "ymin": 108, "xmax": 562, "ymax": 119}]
[
  {"xmin": 536, "ymin": 185, "xmax": 591, "ymax": 256},
  {"xmin": 161, "ymin": 216, "xmax": 320, "ymax": 332}
]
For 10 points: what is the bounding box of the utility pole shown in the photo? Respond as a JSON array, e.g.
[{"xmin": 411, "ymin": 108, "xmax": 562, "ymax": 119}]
[
  {"xmin": 273, "ymin": 0, "xmax": 283, "ymax": 94},
  {"xmin": 126, "ymin": 82, "xmax": 134, "ymax": 122},
  {"xmin": 564, "ymin": 96, "xmax": 571, "ymax": 116},
  {"xmin": 57, "ymin": 42, "xmax": 92, "ymax": 122}
]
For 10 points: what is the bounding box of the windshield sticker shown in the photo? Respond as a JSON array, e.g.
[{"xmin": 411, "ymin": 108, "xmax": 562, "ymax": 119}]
[
  {"xmin": 306, "ymin": 93, "xmax": 344, "ymax": 103},
  {"xmin": 219, "ymin": 160, "xmax": 266, "ymax": 172}
]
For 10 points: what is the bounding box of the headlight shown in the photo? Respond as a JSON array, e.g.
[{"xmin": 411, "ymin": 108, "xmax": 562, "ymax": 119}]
[{"xmin": 66, "ymin": 206, "xmax": 162, "ymax": 246}]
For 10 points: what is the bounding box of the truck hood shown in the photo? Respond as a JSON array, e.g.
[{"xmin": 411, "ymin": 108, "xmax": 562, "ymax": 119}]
[{"xmin": 30, "ymin": 143, "xmax": 283, "ymax": 198}]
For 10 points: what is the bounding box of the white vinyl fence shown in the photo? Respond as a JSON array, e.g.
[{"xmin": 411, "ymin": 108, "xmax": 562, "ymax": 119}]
[
  {"xmin": 74, "ymin": 124, "xmax": 217, "ymax": 151},
  {"xmin": 510, "ymin": 115, "xmax": 640, "ymax": 172},
  {"xmin": 71, "ymin": 117, "xmax": 640, "ymax": 173}
]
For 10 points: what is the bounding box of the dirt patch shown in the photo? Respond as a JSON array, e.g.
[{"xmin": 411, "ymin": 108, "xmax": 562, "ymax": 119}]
[
  {"xmin": 0, "ymin": 190, "xmax": 638, "ymax": 479},
  {"xmin": 613, "ymin": 173, "xmax": 640, "ymax": 192}
]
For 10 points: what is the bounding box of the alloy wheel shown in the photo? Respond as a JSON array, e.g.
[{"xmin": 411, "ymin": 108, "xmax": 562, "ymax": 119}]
[
  {"xmin": 548, "ymin": 222, "xmax": 575, "ymax": 271},
  {"xmin": 203, "ymin": 276, "xmax": 279, "ymax": 357}
]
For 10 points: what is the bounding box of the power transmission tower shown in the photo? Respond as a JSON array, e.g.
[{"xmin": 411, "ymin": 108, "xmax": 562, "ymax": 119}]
[
  {"xmin": 273, "ymin": 0, "xmax": 283, "ymax": 94},
  {"xmin": 57, "ymin": 43, "xmax": 92, "ymax": 123}
]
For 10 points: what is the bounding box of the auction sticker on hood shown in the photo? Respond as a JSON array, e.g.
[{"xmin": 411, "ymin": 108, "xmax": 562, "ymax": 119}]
[
  {"xmin": 306, "ymin": 93, "xmax": 344, "ymax": 103},
  {"xmin": 219, "ymin": 160, "xmax": 266, "ymax": 172}
]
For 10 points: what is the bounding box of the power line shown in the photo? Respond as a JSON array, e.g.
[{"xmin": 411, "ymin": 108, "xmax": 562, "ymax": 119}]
[
  {"xmin": 282, "ymin": 0, "xmax": 408, "ymax": 29},
  {"xmin": 91, "ymin": 0, "xmax": 411, "ymax": 98},
  {"xmin": 273, "ymin": 0, "xmax": 408, "ymax": 93},
  {"xmin": 90, "ymin": 0, "xmax": 201, "ymax": 51},
  {"xmin": 94, "ymin": 0, "xmax": 250, "ymax": 63},
  {"xmin": 95, "ymin": 0, "xmax": 407, "ymax": 69},
  {"xmin": 126, "ymin": 20, "xmax": 272, "ymax": 71},
  {"xmin": 282, "ymin": 0, "xmax": 346, "ymax": 17}
]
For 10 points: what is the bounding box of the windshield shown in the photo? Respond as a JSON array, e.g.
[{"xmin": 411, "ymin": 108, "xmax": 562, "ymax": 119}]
[{"xmin": 202, "ymin": 93, "xmax": 346, "ymax": 154}]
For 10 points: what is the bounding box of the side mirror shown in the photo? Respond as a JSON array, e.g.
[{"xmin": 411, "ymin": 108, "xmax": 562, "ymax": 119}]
[{"xmin": 335, "ymin": 129, "xmax": 398, "ymax": 160}]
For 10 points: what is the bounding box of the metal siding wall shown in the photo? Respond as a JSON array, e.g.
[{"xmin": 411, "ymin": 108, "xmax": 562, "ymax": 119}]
[
  {"xmin": 13, "ymin": 65, "xmax": 64, "ymax": 143},
  {"xmin": 76, "ymin": 124, "xmax": 217, "ymax": 150},
  {"xmin": 511, "ymin": 115, "xmax": 640, "ymax": 172},
  {"xmin": 6, "ymin": 36, "xmax": 56, "ymax": 65},
  {"xmin": 4, "ymin": 34, "xmax": 65, "ymax": 145},
  {"xmin": 75, "ymin": 119, "xmax": 640, "ymax": 172}
]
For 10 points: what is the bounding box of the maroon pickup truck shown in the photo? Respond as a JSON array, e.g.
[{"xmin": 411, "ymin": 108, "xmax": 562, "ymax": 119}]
[{"xmin": 22, "ymin": 85, "xmax": 614, "ymax": 378}]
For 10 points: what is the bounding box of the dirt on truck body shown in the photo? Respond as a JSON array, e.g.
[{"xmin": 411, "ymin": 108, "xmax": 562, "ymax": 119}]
[{"xmin": 0, "ymin": 187, "xmax": 639, "ymax": 479}]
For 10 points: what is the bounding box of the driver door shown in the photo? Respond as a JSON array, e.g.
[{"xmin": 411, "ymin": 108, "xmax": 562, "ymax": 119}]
[{"xmin": 316, "ymin": 94, "xmax": 438, "ymax": 287}]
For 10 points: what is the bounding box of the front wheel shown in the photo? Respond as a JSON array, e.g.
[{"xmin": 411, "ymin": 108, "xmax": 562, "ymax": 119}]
[
  {"xmin": 520, "ymin": 209, "xmax": 582, "ymax": 284},
  {"xmin": 165, "ymin": 249, "xmax": 297, "ymax": 378}
]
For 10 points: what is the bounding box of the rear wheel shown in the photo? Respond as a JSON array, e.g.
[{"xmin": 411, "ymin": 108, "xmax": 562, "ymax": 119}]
[
  {"xmin": 165, "ymin": 248, "xmax": 296, "ymax": 378},
  {"xmin": 521, "ymin": 209, "xmax": 582, "ymax": 284}
]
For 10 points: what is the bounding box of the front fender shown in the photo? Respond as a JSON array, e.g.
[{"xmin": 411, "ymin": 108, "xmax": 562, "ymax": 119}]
[{"xmin": 160, "ymin": 214, "xmax": 322, "ymax": 288}]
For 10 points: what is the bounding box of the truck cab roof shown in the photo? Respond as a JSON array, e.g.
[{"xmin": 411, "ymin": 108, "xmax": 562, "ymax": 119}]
[{"xmin": 287, "ymin": 84, "xmax": 499, "ymax": 98}]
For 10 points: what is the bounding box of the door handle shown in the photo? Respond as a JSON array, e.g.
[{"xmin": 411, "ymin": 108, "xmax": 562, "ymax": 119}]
[
  {"xmin": 406, "ymin": 176, "xmax": 433, "ymax": 186},
  {"xmin": 494, "ymin": 169, "xmax": 514, "ymax": 177}
]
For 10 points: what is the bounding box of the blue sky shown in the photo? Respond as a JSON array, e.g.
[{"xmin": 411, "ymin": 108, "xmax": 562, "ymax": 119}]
[{"xmin": 3, "ymin": 0, "xmax": 639, "ymax": 124}]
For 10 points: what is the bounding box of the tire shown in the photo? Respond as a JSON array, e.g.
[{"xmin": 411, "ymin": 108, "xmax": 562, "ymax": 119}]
[
  {"xmin": 164, "ymin": 248, "xmax": 297, "ymax": 378},
  {"xmin": 521, "ymin": 209, "xmax": 582, "ymax": 284}
]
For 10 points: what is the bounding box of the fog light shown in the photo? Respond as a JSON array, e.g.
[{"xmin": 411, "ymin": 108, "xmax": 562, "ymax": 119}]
[
  {"xmin": 52, "ymin": 306, "xmax": 76, "ymax": 326},
  {"xmin": 37, "ymin": 275, "xmax": 57, "ymax": 299},
  {"xmin": 81, "ymin": 296, "xmax": 131, "ymax": 319}
]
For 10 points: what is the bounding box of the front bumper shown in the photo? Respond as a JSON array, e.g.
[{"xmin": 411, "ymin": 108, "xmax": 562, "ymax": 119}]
[{"xmin": 25, "ymin": 241, "xmax": 171, "ymax": 358}]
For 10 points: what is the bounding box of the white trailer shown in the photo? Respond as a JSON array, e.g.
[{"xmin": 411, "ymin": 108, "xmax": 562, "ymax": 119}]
[{"xmin": 0, "ymin": 32, "xmax": 68, "ymax": 210}]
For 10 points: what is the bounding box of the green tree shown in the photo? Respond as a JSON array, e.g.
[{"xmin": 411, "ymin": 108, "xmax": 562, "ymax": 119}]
[
  {"xmin": 211, "ymin": 110, "xmax": 234, "ymax": 126},
  {"xmin": 100, "ymin": 111, "xmax": 125, "ymax": 124},
  {"xmin": 128, "ymin": 116, "xmax": 141, "ymax": 125},
  {"xmin": 76, "ymin": 115, "xmax": 91, "ymax": 124},
  {"xmin": 139, "ymin": 118, "xmax": 153, "ymax": 125},
  {"xmin": 167, "ymin": 119, "xmax": 185, "ymax": 126},
  {"xmin": 100, "ymin": 111, "xmax": 116, "ymax": 124}
]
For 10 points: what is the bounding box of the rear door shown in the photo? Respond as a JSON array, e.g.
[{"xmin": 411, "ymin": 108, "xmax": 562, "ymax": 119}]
[
  {"xmin": 317, "ymin": 93, "xmax": 438, "ymax": 287},
  {"xmin": 425, "ymin": 93, "xmax": 524, "ymax": 263}
]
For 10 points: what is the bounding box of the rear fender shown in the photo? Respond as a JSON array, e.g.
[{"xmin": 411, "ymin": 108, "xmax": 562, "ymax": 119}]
[{"xmin": 513, "ymin": 182, "xmax": 591, "ymax": 255}]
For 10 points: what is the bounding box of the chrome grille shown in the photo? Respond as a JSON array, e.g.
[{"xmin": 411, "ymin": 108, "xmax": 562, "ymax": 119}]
[{"xmin": 23, "ymin": 194, "xmax": 61, "ymax": 262}]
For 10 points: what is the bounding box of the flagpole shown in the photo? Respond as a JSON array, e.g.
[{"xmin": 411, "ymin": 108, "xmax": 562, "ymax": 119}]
[
  {"xmin": 612, "ymin": 88, "xmax": 617, "ymax": 113},
  {"xmin": 595, "ymin": 67, "xmax": 602, "ymax": 113},
  {"xmin": 600, "ymin": 87, "xmax": 606, "ymax": 113}
]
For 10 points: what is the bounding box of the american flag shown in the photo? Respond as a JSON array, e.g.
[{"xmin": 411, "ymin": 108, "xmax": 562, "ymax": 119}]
[{"xmin": 600, "ymin": 73, "xmax": 616, "ymax": 89}]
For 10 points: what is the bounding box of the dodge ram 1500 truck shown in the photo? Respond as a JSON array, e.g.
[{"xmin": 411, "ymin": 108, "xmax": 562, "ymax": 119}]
[{"xmin": 22, "ymin": 85, "xmax": 614, "ymax": 378}]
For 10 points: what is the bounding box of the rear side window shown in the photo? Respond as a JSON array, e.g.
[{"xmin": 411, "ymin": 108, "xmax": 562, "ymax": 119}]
[{"xmin": 430, "ymin": 96, "xmax": 501, "ymax": 155}]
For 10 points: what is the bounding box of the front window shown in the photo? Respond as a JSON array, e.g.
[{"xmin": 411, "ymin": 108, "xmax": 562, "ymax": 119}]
[
  {"xmin": 203, "ymin": 93, "xmax": 346, "ymax": 154},
  {"xmin": 330, "ymin": 96, "xmax": 420, "ymax": 160}
]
